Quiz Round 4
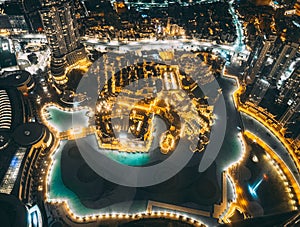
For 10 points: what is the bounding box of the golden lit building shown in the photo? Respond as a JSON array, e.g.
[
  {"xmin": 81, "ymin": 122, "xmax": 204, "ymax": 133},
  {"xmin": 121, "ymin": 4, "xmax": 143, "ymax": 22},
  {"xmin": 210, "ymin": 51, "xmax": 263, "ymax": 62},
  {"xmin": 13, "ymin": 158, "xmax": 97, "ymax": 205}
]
[{"xmin": 40, "ymin": 0, "xmax": 86, "ymax": 85}]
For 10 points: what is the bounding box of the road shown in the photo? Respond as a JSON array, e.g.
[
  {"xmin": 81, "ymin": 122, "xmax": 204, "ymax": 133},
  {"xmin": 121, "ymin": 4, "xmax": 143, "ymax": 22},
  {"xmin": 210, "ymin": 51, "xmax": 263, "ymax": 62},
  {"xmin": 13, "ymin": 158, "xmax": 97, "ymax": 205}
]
[{"xmin": 242, "ymin": 112, "xmax": 300, "ymax": 186}]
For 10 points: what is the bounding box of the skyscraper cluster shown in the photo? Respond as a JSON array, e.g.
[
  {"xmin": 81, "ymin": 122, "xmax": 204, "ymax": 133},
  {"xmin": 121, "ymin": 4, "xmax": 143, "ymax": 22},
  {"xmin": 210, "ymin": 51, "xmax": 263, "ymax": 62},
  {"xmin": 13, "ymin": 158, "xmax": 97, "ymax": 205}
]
[{"xmin": 244, "ymin": 35, "xmax": 299, "ymax": 138}]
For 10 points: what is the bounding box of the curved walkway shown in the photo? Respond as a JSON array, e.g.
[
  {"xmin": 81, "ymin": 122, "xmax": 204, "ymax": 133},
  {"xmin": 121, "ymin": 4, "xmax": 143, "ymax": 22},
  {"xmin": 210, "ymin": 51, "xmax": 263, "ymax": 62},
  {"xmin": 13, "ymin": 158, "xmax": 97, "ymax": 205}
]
[
  {"xmin": 224, "ymin": 73, "xmax": 300, "ymax": 202},
  {"xmin": 242, "ymin": 114, "xmax": 300, "ymax": 185}
]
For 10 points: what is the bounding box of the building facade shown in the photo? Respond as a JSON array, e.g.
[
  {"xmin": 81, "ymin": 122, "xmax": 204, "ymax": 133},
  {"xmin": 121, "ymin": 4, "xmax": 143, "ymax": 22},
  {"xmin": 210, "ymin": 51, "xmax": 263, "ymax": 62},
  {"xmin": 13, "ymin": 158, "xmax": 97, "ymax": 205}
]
[
  {"xmin": 40, "ymin": 0, "xmax": 86, "ymax": 84},
  {"xmin": 248, "ymin": 78, "xmax": 270, "ymax": 105},
  {"xmin": 277, "ymin": 66, "xmax": 300, "ymax": 104},
  {"xmin": 279, "ymin": 97, "xmax": 300, "ymax": 127},
  {"xmin": 267, "ymin": 42, "xmax": 299, "ymax": 83},
  {"xmin": 243, "ymin": 35, "xmax": 277, "ymax": 84}
]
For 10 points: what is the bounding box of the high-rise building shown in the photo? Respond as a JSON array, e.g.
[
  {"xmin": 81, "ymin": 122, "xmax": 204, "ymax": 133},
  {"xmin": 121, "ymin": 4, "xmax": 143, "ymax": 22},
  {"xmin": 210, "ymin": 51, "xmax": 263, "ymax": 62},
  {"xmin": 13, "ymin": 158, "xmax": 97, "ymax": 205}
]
[
  {"xmin": 267, "ymin": 42, "xmax": 299, "ymax": 82},
  {"xmin": 279, "ymin": 97, "xmax": 300, "ymax": 126},
  {"xmin": 2, "ymin": 0, "xmax": 43, "ymax": 32},
  {"xmin": 277, "ymin": 66, "xmax": 300, "ymax": 104},
  {"xmin": 0, "ymin": 37, "xmax": 13, "ymax": 53},
  {"xmin": 0, "ymin": 13, "xmax": 28, "ymax": 34},
  {"xmin": 0, "ymin": 37, "xmax": 18, "ymax": 71},
  {"xmin": 248, "ymin": 78, "xmax": 270, "ymax": 105},
  {"xmin": 243, "ymin": 35, "xmax": 277, "ymax": 84},
  {"xmin": 40, "ymin": 0, "xmax": 86, "ymax": 84},
  {"xmin": 21, "ymin": 0, "xmax": 44, "ymax": 32}
]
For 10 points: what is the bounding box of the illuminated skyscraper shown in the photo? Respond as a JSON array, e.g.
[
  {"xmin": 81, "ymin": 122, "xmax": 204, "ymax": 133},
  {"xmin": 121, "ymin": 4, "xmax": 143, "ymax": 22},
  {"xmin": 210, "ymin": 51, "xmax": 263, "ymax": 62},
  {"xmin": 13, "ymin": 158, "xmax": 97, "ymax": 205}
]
[
  {"xmin": 248, "ymin": 78, "xmax": 270, "ymax": 105},
  {"xmin": 40, "ymin": 0, "xmax": 86, "ymax": 84},
  {"xmin": 279, "ymin": 97, "xmax": 300, "ymax": 126},
  {"xmin": 267, "ymin": 42, "xmax": 299, "ymax": 82},
  {"xmin": 277, "ymin": 66, "xmax": 300, "ymax": 104},
  {"xmin": 243, "ymin": 35, "xmax": 277, "ymax": 84}
]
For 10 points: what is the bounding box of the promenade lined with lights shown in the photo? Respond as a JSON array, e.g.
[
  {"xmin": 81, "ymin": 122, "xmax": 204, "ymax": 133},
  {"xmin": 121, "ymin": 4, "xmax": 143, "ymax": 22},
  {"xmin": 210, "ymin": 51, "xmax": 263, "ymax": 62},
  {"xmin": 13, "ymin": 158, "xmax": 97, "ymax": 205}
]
[
  {"xmin": 223, "ymin": 132, "xmax": 249, "ymax": 223},
  {"xmin": 40, "ymin": 102, "xmax": 210, "ymax": 226},
  {"xmin": 244, "ymin": 131, "xmax": 300, "ymax": 206},
  {"xmin": 223, "ymin": 130, "xmax": 299, "ymax": 223},
  {"xmin": 47, "ymin": 200, "xmax": 207, "ymax": 226},
  {"xmin": 224, "ymin": 71, "xmax": 300, "ymax": 180},
  {"xmin": 222, "ymin": 70, "xmax": 300, "ymax": 222}
]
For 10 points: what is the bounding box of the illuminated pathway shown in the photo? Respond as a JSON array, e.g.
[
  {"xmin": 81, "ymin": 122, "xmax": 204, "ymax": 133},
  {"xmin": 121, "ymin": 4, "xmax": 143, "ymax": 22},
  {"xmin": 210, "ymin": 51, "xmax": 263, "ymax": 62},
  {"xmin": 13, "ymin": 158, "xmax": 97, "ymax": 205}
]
[
  {"xmin": 242, "ymin": 114, "xmax": 300, "ymax": 186},
  {"xmin": 221, "ymin": 71, "xmax": 300, "ymax": 222},
  {"xmin": 222, "ymin": 73, "xmax": 300, "ymax": 217},
  {"xmin": 224, "ymin": 72, "xmax": 300, "ymax": 186},
  {"xmin": 224, "ymin": 130, "xmax": 299, "ymax": 223},
  {"xmin": 244, "ymin": 131, "xmax": 300, "ymax": 205}
]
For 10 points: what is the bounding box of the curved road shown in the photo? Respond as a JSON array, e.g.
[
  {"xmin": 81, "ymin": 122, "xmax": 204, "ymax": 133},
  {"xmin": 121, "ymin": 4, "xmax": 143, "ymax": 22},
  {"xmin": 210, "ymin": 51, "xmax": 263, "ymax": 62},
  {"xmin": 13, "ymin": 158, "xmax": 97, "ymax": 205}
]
[{"xmin": 242, "ymin": 112, "xmax": 300, "ymax": 186}]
